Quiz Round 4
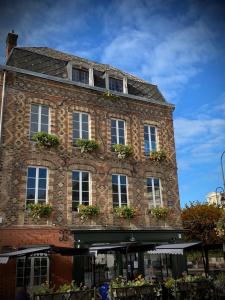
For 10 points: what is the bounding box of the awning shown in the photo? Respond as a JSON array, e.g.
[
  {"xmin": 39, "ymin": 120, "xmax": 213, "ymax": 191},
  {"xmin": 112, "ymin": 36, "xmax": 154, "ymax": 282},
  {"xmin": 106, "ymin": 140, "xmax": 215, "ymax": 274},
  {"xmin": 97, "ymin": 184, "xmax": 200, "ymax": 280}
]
[
  {"xmin": 89, "ymin": 242, "xmax": 155, "ymax": 254},
  {"xmin": 0, "ymin": 245, "xmax": 89, "ymax": 264},
  {"xmin": 148, "ymin": 242, "xmax": 202, "ymax": 255}
]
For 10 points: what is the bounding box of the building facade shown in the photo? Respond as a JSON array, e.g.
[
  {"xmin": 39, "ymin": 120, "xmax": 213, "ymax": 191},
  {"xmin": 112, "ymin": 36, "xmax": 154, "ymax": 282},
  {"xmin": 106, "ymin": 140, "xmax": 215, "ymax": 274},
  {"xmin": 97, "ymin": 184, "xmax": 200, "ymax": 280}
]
[{"xmin": 0, "ymin": 32, "xmax": 183, "ymax": 299}]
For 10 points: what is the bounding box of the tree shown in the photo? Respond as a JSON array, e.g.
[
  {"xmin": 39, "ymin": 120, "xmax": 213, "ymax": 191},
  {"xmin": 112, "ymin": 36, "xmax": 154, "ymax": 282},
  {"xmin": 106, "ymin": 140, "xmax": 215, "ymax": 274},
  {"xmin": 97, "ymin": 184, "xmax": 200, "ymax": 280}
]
[{"xmin": 181, "ymin": 202, "xmax": 224, "ymax": 274}]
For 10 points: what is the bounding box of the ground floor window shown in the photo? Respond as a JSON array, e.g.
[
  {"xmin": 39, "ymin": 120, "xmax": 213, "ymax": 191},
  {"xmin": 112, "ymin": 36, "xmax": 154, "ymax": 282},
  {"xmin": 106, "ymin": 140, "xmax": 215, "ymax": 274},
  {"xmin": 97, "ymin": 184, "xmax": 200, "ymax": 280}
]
[{"xmin": 16, "ymin": 254, "xmax": 49, "ymax": 288}]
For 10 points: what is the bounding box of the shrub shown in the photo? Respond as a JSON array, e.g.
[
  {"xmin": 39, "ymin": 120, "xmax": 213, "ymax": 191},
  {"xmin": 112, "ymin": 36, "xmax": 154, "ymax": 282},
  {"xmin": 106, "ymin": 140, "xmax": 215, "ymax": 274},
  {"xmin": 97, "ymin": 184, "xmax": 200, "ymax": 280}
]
[
  {"xmin": 114, "ymin": 206, "xmax": 136, "ymax": 219},
  {"xmin": 113, "ymin": 144, "xmax": 133, "ymax": 159},
  {"xmin": 27, "ymin": 203, "xmax": 53, "ymax": 219},
  {"xmin": 149, "ymin": 207, "xmax": 170, "ymax": 220},
  {"xmin": 75, "ymin": 139, "xmax": 99, "ymax": 153},
  {"xmin": 149, "ymin": 150, "xmax": 166, "ymax": 161},
  {"xmin": 32, "ymin": 132, "xmax": 60, "ymax": 148}
]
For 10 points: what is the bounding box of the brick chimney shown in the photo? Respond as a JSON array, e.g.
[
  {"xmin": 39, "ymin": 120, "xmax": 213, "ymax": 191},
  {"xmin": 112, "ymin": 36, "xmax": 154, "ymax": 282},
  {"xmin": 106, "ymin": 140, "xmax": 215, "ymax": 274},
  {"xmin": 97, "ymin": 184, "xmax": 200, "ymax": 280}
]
[{"xmin": 6, "ymin": 31, "xmax": 18, "ymax": 61}]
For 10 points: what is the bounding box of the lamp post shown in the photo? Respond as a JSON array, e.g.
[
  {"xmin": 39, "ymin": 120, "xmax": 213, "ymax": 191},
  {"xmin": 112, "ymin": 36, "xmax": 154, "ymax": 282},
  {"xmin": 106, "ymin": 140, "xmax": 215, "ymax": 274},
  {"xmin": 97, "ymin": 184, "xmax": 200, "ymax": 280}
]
[{"xmin": 215, "ymin": 187, "xmax": 225, "ymax": 206}]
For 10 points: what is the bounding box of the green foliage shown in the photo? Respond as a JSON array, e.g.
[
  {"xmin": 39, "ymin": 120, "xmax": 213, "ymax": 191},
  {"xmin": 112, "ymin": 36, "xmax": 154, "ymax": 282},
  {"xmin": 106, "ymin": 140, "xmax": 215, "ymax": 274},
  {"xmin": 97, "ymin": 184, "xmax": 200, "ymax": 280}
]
[
  {"xmin": 215, "ymin": 216, "xmax": 225, "ymax": 240},
  {"xmin": 114, "ymin": 206, "xmax": 136, "ymax": 219},
  {"xmin": 32, "ymin": 131, "xmax": 60, "ymax": 148},
  {"xmin": 181, "ymin": 202, "xmax": 223, "ymax": 245},
  {"xmin": 75, "ymin": 139, "xmax": 99, "ymax": 153},
  {"xmin": 56, "ymin": 281, "xmax": 79, "ymax": 293},
  {"xmin": 103, "ymin": 91, "xmax": 119, "ymax": 100},
  {"xmin": 187, "ymin": 250, "xmax": 202, "ymax": 264},
  {"xmin": 164, "ymin": 277, "xmax": 176, "ymax": 290},
  {"xmin": 34, "ymin": 281, "xmax": 54, "ymax": 295},
  {"xmin": 149, "ymin": 207, "xmax": 170, "ymax": 220},
  {"xmin": 214, "ymin": 273, "xmax": 225, "ymax": 291},
  {"xmin": 110, "ymin": 275, "xmax": 153, "ymax": 288},
  {"xmin": 113, "ymin": 144, "xmax": 133, "ymax": 159},
  {"xmin": 149, "ymin": 150, "xmax": 166, "ymax": 161},
  {"xmin": 78, "ymin": 204, "xmax": 100, "ymax": 221},
  {"xmin": 27, "ymin": 203, "xmax": 53, "ymax": 219}
]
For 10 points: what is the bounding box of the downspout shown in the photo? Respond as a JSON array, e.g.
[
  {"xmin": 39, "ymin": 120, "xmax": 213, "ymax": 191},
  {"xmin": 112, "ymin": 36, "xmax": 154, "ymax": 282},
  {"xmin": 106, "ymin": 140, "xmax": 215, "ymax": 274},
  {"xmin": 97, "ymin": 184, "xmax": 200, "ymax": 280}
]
[{"xmin": 0, "ymin": 70, "xmax": 6, "ymax": 145}]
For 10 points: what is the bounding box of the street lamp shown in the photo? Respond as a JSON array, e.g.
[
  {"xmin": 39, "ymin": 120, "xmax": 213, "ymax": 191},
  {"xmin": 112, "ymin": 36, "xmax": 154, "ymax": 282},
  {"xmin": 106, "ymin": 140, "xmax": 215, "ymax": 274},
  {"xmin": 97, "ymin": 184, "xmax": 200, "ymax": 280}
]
[{"xmin": 215, "ymin": 186, "xmax": 225, "ymax": 206}]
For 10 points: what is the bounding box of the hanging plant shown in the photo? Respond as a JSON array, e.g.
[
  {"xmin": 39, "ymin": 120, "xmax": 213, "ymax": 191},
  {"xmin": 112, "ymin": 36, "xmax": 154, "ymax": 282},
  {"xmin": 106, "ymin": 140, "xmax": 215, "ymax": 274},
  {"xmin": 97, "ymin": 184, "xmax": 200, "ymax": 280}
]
[
  {"xmin": 114, "ymin": 206, "xmax": 137, "ymax": 220},
  {"xmin": 103, "ymin": 91, "xmax": 119, "ymax": 100},
  {"xmin": 149, "ymin": 207, "xmax": 170, "ymax": 220},
  {"xmin": 32, "ymin": 132, "xmax": 60, "ymax": 148},
  {"xmin": 149, "ymin": 150, "xmax": 166, "ymax": 161},
  {"xmin": 78, "ymin": 204, "xmax": 100, "ymax": 221},
  {"xmin": 75, "ymin": 139, "xmax": 99, "ymax": 153},
  {"xmin": 27, "ymin": 203, "xmax": 53, "ymax": 219},
  {"xmin": 113, "ymin": 144, "xmax": 133, "ymax": 159}
]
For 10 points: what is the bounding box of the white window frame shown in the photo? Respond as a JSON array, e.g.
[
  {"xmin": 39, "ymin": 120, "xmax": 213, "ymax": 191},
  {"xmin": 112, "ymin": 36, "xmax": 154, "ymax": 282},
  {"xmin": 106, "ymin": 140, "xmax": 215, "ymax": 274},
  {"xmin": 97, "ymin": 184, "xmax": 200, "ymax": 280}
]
[
  {"xmin": 16, "ymin": 255, "xmax": 49, "ymax": 289},
  {"xmin": 26, "ymin": 166, "xmax": 48, "ymax": 205},
  {"xmin": 147, "ymin": 177, "xmax": 163, "ymax": 208},
  {"xmin": 72, "ymin": 170, "xmax": 91, "ymax": 209},
  {"xmin": 112, "ymin": 174, "xmax": 128, "ymax": 207},
  {"xmin": 73, "ymin": 112, "xmax": 90, "ymax": 142},
  {"xmin": 29, "ymin": 104, "xmax": 50, "ymax": 139},
  {"xmin": 111, "ymin": 118, "xmax": 126, "ymax": 145},
  {"xmin": 144, "ymin": 125, "xmax": 158, "ymax": 154}
]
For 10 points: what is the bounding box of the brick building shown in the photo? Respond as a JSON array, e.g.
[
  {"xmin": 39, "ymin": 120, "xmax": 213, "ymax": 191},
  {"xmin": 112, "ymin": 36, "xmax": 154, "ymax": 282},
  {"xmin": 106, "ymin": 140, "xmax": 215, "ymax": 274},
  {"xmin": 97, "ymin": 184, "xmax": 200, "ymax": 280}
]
[{"xmin": 0, "ymin": 32, "xmax": 183, "ymax": 299}]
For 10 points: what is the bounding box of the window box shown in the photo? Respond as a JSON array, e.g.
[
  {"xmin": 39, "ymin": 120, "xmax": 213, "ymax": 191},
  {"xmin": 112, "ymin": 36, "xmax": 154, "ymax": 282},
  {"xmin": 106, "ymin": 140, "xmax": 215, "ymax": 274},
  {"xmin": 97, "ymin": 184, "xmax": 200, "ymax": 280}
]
[
  {"xmin": 75, "ymin": 139, "xmax": 99, "ymax": 153},
  {"xmin": 27, "ymin": 203, "xmax": 53, "ymax": 220},
  {"xmin": 149, "ymin": 207, "xmax": 170, "ymax": 220},
  {"xmin": 149, "ymin": 150, "xmax": 166, "ymax": 161},
  {"xmin": 78, "ymin": 204, "xmax": 100, "ymax": 221},
  {"xmin": 32, "ymin": 132, "xmax": 60, "ymax": 148},
  {"xmin": 113, "ymin": 144, "xmax": 133, "ymax": 159},
  {"xmin": 114, "ymin": 206, "xmax": 136, "ymax": 220}
]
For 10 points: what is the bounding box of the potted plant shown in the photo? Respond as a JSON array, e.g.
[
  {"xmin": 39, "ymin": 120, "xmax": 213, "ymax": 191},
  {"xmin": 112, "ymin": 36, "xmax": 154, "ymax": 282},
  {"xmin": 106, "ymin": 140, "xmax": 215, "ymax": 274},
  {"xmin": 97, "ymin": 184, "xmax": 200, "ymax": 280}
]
[
  {"xmin": 27, "ymin": 203, "xmax": 53, "ymax": 220},
  {"xmin": 75, "ymin": 139, "xmax": 99, "ymax": 153},
  {"xmin": 149, "ymin": 150, "xmax": 166, "ymax": 161},
  {"xmin": 149, "ymin": 207, "xmax": 170, "ymax": 220},
  {"xmin": 113, "ymin": 144, "xmax": 133, "ymax": 159},
  {"xmin": 114, "ymin": 206, "xmax": 136, "ymax": 220},
  {"xmin": 78, "ymin": 204, "xmax": 100, "ymax": 221},
  {"xmin": 32, "ymin": 131, "xmax": 60, "ymax": 148}
]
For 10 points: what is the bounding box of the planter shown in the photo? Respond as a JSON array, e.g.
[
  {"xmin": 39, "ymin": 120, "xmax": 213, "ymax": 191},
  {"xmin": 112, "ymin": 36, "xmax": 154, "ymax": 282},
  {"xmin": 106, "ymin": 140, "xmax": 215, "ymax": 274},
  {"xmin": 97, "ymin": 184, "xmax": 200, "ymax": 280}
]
[{"xmin": 34, "ymin": 289, "xmax": 94, "ymax": 300}]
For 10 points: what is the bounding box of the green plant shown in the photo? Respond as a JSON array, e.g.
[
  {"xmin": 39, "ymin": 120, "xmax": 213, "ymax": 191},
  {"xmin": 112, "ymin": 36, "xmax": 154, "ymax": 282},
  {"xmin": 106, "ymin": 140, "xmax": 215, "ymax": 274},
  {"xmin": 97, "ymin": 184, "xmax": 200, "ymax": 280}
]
[
  {"xmin": 75, "ymin": 139, "xmax": 99, "ymax": 153},
  {"xmin": 78, "ymin": 204, "xmax": 100, "ymax": 221},
  {"xmin": 114, "ymin": 206, "xmax": 136, "ymax": 219},
  {"xmin": 103, "ymin": 91, "xmax": 119, "ymax": 100},
  {"xmin": 113, "ymin": 144, "xmax": 133, "ymax": 159},
  {"xmin": 34, "ymin": 281, "xmax": 54, "ymax": 295},
  {"xmin": 214, "ymin": 272, "xmax": 225, "ymax": 291},
  {"xmin": 56, "ymin": 281, "xmax": 80, "ymax": 293},
  {"xmin": 32, "ymin": 131, "xmax": 60, "ymax": 148},
  {"xmin": 27, "ymin": 203, "xmax": 53, "ymax": 219},
  {"xmin": 149, "ymin": 207, "xmax": 170, "ymax": 220},
  {"xmin": 149, "ymin": 150, "xmax": 166, "ymax": 161}
]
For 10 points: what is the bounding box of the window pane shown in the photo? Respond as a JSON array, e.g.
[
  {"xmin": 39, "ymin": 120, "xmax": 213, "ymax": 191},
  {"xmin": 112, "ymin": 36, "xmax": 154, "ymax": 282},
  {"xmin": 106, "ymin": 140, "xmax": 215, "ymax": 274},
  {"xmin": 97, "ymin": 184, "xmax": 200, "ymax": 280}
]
[
  {"xmin": 111, "ymin": 120, "xmax": 116, "ymax": 128},
  {"xmin": 121, "ymin": 194, "xmax": 127, "ymax": 204},
  {"xmin": 72, "ymin": 171, "xmax": 79, "ymax": 181},
  {"xmin": 38, "ymin": 179, "xmax": 46, "ymax": 189},
  {"xmin": 82, "ymin": 181, "xmax": 89, "ymax": 191},
  {"xmin": 27, "ymin": 189, "xmax": 35, "ymax": 200},
  {"xmin": 28, "ymin": 167, "xmax": 36, "ymax": 178},
  {"xmin": 31, "ymin": 114, "xmax": 38, "ymax": 123},
  {"xmin": 41, "ymin": 115, "xmax": 48, "ymax": 125},
  {"xmin": 31, "ymin": 104, "xmax": 39, "ymax": 113},
  {"xmin": 111, "ymin": 136, "xmax": 117, "ymax": 145},
  {"xmin": 30, "ymin": 123, "xmax": 39, "ymax": 136},
  {"xmin": 41, "ymin": 124, "xmax": 48, "ymax": 133},
  {"xmin": 150, "ymin": 127, "xmax": 156, "ymax": 134},
  {"xmin": 119, "ymin": 137, "xmax": 125, "ymax": 145},
  {"xmin": 112, "ymin": 175, "xmax": 118, "ymax": 184},
  {"xmin": 27, "ymin": 178, "xmax": 35, "ymax": 189},
  {"xmin": 73, "ymin": 112, "xmax": 79, "ymax": 122},
  {"xmin": 73, "ymin": 130, "xmax": 80, "ymax": 140},
  {"xmin": 82, "ymin": 122, "xmax": 88, "ymax": 132},
  {"xmin": 72, "ymin": 191, "xmax": 79, "ymax": 200},
  {"xmin": 39, "ymin": 168, "xmax": 47, "ymax": 178},
  {"xmin": 118, "ymin": 120, "xmax": 124, "ymax": 129},
  {"xmin": 113, "ymin": 193, "xmax": 119, "ymax": 203},
  {"xmin": 82, "ymin": 192, "xmax": 89, "ymax": 202},
  {"xmin": 82, "ymin": 172, "xmax": 89, "ymax": 181},
  {"xmin": 82, "ymin": 131, "xmax": 89, "ymax": 140},
  {"xmin": 112, "ymin": 184, "xmax": 118, "ymax": 193},
  {"xmin": 41, "ymin": 106, "xmax": 49, "ymax": 115},
  {"xmin": 121, "ymin": 185, "xmax": 127, "ymax": 194},
  {"xmin": 72, "ymin": 181, "xmax": 79, "ymax": 191},
  {"xmin": 38, "ymin": 189, "xmax": 46, "ymax": 200},
  {"xmin": 120, "ymin": 176, "xmax": 127, "ymax": 185},
  {"xmin": 82, "ymin": 114, "xmax": 88, "ymax": 123}
]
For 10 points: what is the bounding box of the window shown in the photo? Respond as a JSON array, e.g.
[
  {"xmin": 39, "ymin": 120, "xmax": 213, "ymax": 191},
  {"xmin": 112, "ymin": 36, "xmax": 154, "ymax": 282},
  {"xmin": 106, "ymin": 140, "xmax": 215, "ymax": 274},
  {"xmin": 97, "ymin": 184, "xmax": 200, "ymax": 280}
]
[
  {"xmin": 26, "ymin": 167, "xmax": 48, "ymax": 205},
  {"xmin": 109, "ymin": 77, "xmax": 123, "ymax": 93},
  {"xmin": 72, "ymin": 68, "xmax": 89, "ymax": 84},
  {"xmin": 73, "ymin": 112, "xmax": 89, "ymax": 143},
  {"xmin": 112, "ymin": 174, "xmax": 128, "ymax": 207},
  {"xmin": 111, "ymin": 119, "xmax": 125, "ymax": 146},
  {"xmin": 30, "ymin": 104, "xmax": 49, "ymax": 139},
  {"xmin": 144, "ymin": 125, "xmax": 157, "ymax": 156},
  {"xmin": 16, "ymin": 255, "xmax": 49, "ymax": 288},
  {"xmin": 72, "ymin": 171, "xmax": 90, "ymax": 211},
  {"xmin": 147, "ymin": 177, "xmax": 162, "ymax": 208}
]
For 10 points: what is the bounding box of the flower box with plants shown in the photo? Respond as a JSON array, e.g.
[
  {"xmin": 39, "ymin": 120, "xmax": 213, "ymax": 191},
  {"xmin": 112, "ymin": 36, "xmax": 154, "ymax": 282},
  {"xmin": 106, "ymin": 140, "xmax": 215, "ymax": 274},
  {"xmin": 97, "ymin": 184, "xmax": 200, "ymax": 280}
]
[
  {"xmin": 103, "ymin": 91, "xmax": 120, "ymax": 100},
  {"xmin": 75, "ymin": 139, "xmax": 99, "ymax": 153},
  {"xmin": 33, "ymin": 281, "xmax": 94, "ymax": 300},
  {"xmin": 27, "ymin": 203, "xmax": 53, "ymax": 220},
  {"xmin": 149, "ymin": 149, "xmax": 166, "ymax": 161},
  {"xmin": 114, "ymin": 206, "xmax": 136, "ymax": 220},
  {"xmin": 149, "ymin": 207, "xmax": 170, "ymax": 221},
  {"xmin": 32, "ymin": 132, "xmax": 60, "ymax": 148},
  {"xmin": 78, "ymin": 204, "xmax": 100, "ymax": 221},
  {"xmin": 113, "ymin": 144, "xmax": 133, "ymax": 159}
]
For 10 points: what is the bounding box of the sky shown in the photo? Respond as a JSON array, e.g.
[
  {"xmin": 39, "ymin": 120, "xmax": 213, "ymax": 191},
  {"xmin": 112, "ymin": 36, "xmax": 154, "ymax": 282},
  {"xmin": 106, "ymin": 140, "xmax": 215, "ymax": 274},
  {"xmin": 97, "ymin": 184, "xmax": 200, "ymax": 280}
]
[{"xmin": 0, "ymin": 0, "xmax": 225, "ymax": 207}]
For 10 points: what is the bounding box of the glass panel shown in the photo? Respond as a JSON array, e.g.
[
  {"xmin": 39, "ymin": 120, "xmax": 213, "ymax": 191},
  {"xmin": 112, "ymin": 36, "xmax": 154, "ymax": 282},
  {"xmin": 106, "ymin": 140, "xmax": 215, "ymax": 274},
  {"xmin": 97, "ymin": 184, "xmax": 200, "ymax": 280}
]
[
  {"xmin": 82, "ymin": 122, "xmax": 88, "ymax": 132},
  {"xmin": 144, "ymin": 125, "xmax": 148, "ymax": 134},
  {"xmin": 82, "ymin": 172, "xmax": 89, "ymax": 181},
  {"xmin": 121, "ymin": 194, "xmax": 127, "ymax": 204},
  {"xmin": 120, "ymin": 185, "xmax": 127, "ymax": 194},
  {"xmin": 82, "ymin": 181, "xmax": 89, "ymax": 191},
  {"xmin": 82, "ymin": 114, "xmax": 88, "ymax": 123},
  {"xmin": 111, "ymin": 127, "xmax": 116, "ymax": 136},
  {"xmin": 41, "ymin": 115, "xmax": 48, "ymax": 125},
  {"xmin": 72, "ymin": 181, "xmax": 79, "ymax": 191},
  {"xmin": 118, "ymin": 120, "xmax": 124, "ymax": 130},
  {"xmin": 41, "ymin": 124, "xmax": 48, "ymax": 133},
  {"xmin": 112, "ymin": 184, "xmax": 118, "ymax": 193},
  {"xmin": 111, "ymin": 120, "xmax": 116, "ymax": 128},
  {"xmin": 120, "ymin": 176, "xmax": 127, "ymax": 185},
  {"xmin": 30, "ymin": 122, "xmax": 38, "ymax": 133},
  {"xmin": 38, "ymin": 189, "xmax": 46, "ymax": 200},
  {"xmin": 38, "ymin": 179, "xmax": 46, "ymax": 189},
  {"xmin": 112, "ymin": 175, "xmax": 118, "ymax": 184},
  {"xmin": 82, "ymin": 131, "xmax": 89, "ymax": 140},
  {"xmin": 39, "ymin": 168, "xmax": 47, "ymax": 178},
  {"xmin": 72, "ymin": 201, "xmax": 79, "ymax": 210},
  {"xmin": 41, "ymin": 106, "xmax": 49, "ymax": 116},
  {"xmin": 31, "ymin": 104, "xmax": 39, "ymax": 113},
  {"xmin": 119, "ymin": 137, "xmax": 125, "ymax": 145},
  {"xmin": 150, "ymin": 127, "xmax": 156, "ymax": 134},
  {"xmin": 152, "ymin": 141, "xmax": 157, "ymax": 150},
  {"xmin": 72, "ymin": 191, "xmax": 79, "ymax": 200},
  {"xmin": 27, "ymin": 189, "xmax": 35, "ymax": 200},
  {"xmin": 111, "ymin": 136, "xmax": 117, "ymax": 145},
  {"xmin": 82, "ymin": 192, "xmax": 89, "ymax": 202},
  {"xmin": 113, "ymin": 193, "xmax": 119, "ymax": 203},
  {"xmin": 73, "ymin": 130, "xmax": 80, "ymax": 140},
  {"xmin": 73, "ymin": 112, "xmax": 80, "ymax": 122},
  {"xmin": 72, "ymin": 171, "xmax": 80, "ymax": 181},
  {"xmin": 28, "ymin": 167, "xmax": 36, "ymax": 178},
  {"xmin": 27, "ymin": 178, "xmax": 35, "ymax": 189}
]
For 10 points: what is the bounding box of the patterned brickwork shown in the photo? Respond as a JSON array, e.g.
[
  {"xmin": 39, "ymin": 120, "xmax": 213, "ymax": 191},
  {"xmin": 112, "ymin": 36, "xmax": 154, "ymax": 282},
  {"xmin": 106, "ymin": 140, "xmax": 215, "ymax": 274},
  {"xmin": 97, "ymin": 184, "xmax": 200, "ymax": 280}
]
[{"xmin": 0, "ymin": 72, "xmax": 181, "ymax": 230}]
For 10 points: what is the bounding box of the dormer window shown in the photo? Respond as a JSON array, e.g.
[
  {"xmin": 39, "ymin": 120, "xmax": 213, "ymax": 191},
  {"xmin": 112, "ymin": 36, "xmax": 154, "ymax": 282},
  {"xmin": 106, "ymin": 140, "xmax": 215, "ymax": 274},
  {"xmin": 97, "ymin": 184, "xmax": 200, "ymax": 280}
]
[
  {"xmin": 72, "ymin": 68, "xmax": 89, "ymax": 84},
  {"xmin": 109, "ymin": 77, "xmax": 123, "ymax": 93}
]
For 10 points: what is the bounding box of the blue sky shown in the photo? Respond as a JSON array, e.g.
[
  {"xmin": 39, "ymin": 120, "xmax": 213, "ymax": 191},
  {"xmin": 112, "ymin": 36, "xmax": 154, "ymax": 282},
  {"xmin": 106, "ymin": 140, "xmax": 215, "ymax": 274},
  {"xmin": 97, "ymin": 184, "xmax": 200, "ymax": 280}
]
[{"xmin": 0, "ymin": 0, "xmax": 225, "ymax": 207}]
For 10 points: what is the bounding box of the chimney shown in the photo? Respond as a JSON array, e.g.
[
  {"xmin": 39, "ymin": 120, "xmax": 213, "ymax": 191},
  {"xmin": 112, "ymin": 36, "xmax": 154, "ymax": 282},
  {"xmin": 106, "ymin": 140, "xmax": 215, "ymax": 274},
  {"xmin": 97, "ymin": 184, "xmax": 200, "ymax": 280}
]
[{"xmin": 6, "ymin": 30, "xmax": 18, "ymax": 61}]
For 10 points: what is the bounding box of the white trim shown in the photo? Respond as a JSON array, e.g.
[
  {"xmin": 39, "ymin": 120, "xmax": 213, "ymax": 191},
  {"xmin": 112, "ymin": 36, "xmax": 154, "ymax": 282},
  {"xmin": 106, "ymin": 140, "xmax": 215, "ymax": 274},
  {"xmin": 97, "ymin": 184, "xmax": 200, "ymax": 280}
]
[
  {"xmin": 73, "ymin": 112, "xmax": 90, "ymax": 141},
  {"xmin": 112, "ymin": 174, "xmax": 128, "ymax": 207},
  {"xmin": 72, "ymin": 170, "xmax": 91, "ymax": 207},
  {"xmin": 147, "ymin": 177, "xmax": 163, "ymax": 208},
  {"xmin": 123, "ymin": 77, "xmax": 128, "ymax": 94},
  {"xmin": 89, "ymin": 67, "xmax": 94, "ymax": 86},
  {"xmin": 111, "ymin": 118, "xmax": 126, "ymax": 145},
  {"xmin": 29, "ymin": 104, "xmax": 50, "ymax": 139}
]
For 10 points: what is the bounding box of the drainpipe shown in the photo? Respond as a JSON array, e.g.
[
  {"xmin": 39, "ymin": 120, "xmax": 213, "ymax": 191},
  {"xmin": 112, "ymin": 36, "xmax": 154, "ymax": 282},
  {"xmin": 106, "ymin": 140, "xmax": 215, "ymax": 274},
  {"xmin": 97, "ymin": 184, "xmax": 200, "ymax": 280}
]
[{"xmin": 0, "ymin": 70, "xmax": 6, "ymax": 145}]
